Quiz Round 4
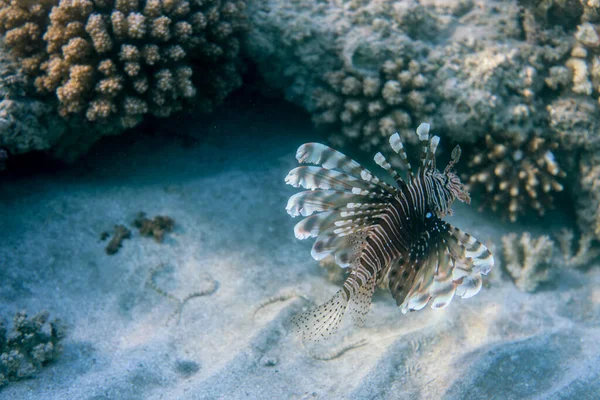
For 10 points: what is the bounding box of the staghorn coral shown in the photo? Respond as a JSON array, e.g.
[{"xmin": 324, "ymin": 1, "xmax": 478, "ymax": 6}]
[
  {"xmin": 465, "ymin": 134, "xmax": 566, "ymax": 222},
  {"xmin": 0, "ymin": 0, "xmax": 247, "ymax": 139},
  {"xmin": 502, "ymin": 232, "xmax": 554, "ymax": 292},
  {"xmin": 0, "ymin": 310, "xmax": 64, "ymax": 388},
  {"xmin": 312, "ymin": 57, "xmax": 435, "ymax": 152}
]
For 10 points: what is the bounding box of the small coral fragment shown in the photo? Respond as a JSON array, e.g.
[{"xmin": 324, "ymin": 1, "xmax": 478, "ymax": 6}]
[
  {"xmin": 105, "ymin": 224, "xmax": 131, "ymax": 255},
  {"xmin": 502, "ymin": 232, "xmax": 554, "ymax": 292},
  {"xmin": 134, "ymin": 212, "xmax": 175, "ymax": 243},
  {"xmin": 0, "ymin": 310, "xmax": 64, "ymax": 388},
  {"xmin": 466, "ymin": 134, "xmax": 566, "ymax": 222}
]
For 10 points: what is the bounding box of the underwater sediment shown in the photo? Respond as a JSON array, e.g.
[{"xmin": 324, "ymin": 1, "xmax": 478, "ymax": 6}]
[{"xmin": 0, "ymin": 0, "xmax": 599, "ymax": 398}]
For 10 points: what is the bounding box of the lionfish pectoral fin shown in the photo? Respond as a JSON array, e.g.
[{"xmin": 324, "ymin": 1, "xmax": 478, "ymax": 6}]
[
  {"xmin": 448, "ymin": 225, "xmax": 494, "ymax": 277},
  {"xmin": 290, "ymin": 290, "xmax": 349, "ymax": 342},
  {"xmin": 348, "ymin": 275, "xmax": 376, "ymax": 327}
]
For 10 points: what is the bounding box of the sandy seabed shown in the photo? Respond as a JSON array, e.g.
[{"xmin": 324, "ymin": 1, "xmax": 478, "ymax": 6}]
[{"xmin": 0, "ymin": 97, "xmax": 598, "ymax": 399}]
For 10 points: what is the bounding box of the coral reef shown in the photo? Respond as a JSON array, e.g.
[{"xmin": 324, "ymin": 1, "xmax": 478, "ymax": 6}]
[
  {"xmin": 312, "ymin": 57, "xmax": 434, "ymax": 151},
  {"xmin": 555, "ymin": 228, "xmax": 600, "ymax": 268},
  {"xmin": 245, "ymin": 0, "xmax": 600, "ymax": 235},
  {"xmin": 465, "ymin": 134, "xmax": 566, "ymax": 222},
  {"xmin": 502, "ymin": 232, "xmax": 555, "ymax": 292},
  {"xmin": 0, "ymin": 310, "xmax": 64, "ymax": 388},
  {"xmin": 246, "ymin": 0, "xmax": 570, "ymax": 146},
  {"xmin": 134, "ymin": 212, "xmax": 174, "ymax": 243},
  {"xmin": 0, "ymin": 0, "xmax": 247, "ymax": 160},
  {"xmin": 105, "ymin": 224, "xmax": 131, "ymax": 255},
  {"xmin": 574, "ymin": 150, "xmax": 600, "ymax": 241}
]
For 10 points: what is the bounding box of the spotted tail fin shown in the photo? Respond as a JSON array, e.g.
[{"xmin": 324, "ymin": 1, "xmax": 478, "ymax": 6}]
[{"xmin": 291, "ymin": 290, "xmax": 350, "ymax": 342}]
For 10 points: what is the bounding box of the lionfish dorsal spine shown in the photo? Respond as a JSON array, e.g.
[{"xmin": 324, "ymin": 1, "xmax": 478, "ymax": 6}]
[{"xmin": 389, "ymin": 133, "xmax": 415, "ymax": 182}]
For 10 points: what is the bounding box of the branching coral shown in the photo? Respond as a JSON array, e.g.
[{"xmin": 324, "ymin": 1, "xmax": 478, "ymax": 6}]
[
  {"xmin": 0, "ymin": 0, "xmax": 57, "ymax": 74},
  {"xmin": 0, "ymin": 310, "xmax": 64, "ymax": 387},
  {"xmin": 502, "ymin": 232, "xmax": 555, "ymax": 292},
  {"xmin": 575, "ymin": 150, "xmax": 600, "ymax": 241},
  {"xmin": 543, "ymin": 16, "xmax": 600, "ymax": 150},
  {"xmin": 466, "ymin": 134, "xmax": 566, "ymax": 222},
  {"xmin": 555, "ymin": 228, "xmax": 600, "ymax": 268},
  {"xmin": 312, "ymin": 57, "xmax": 435, "ymax": 152},
  {"xmin": 0, "ymin": 0, "xmax": 247, "ymax": 129}
]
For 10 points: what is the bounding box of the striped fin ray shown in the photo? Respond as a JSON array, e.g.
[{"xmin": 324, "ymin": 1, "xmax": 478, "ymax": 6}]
[
  {"xmin": 427, "ymin": 136, "xmax": 440, "ymax": 170},
  {"xmin": 311, "ymin": 228, "xmax": 368, "ymax": 266},
  {"xmin": 445, "ymin": 226, "xmax": 494, "ymax": 298},
  {"xmin": 389, "ymin": 132, "xmax": 415, "ymax": 182},
  {"xmin": 296, "ymin": 143, "xmax": 396, "ymax": 193},
  {"xmin": 294, "ymin": 206, "xmax": 384, "ymax": 240},
  {"xmin": 417, "ymin": 122, "xmax": 431, "ymax": 169},
  {"xmin": 285, "ymin": 166, "xmax": 380, "ymax": 192},
  {"xmin": 399, "ymin": 233, "xmax": 448, "ymax": 313},
  {"xmin": 447, "ymin": 226, "xmax": 494, "ymax": 277},
  {"xmin": 392, "ymin": 218, "xmax": 493, "ymax": 313},
  {"xmin": 286, "ymin": 190, "xmax": 378, "ymax": 217},
  {"xmin": 291, "ymin": 290, "xmax": 349, "ymax": 342},
  {"xmin": 374, "ymin": 152, "xmax": 408, "ymax": 190},
  {"xmin": 348, "ymin": 274, "xmax": 376, "ymax": 326}
]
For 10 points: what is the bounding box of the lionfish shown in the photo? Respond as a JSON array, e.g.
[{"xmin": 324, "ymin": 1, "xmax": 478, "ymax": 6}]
[{"xmin": 285, "ymin": 123, "xmax": 494, "ymax": 341}]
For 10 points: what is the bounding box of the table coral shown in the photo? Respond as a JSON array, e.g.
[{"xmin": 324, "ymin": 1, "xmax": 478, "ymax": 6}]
[
  {"xmin": 502, "ymin": 232, "xmax": 554, "ymax": 292},
  {"xmin": 0, "ymin": 0, "xmax": 248, "ymax": 155},
  {"xmin": 0, "ymin": 310, "xmax": 64, "ymax": 388},
  {"xmin": 465, "ymin": 134, "xmax": 566, "ymax": 222}
]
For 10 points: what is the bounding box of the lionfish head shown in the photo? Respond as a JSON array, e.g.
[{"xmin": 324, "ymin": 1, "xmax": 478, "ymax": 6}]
[
  {"xmin": 446, "ymin": 171, "xmax": 471, "ymax": 204},
  {"xmin": 443, "ymin": 144, "xmax": 470, "ymax": 205}
]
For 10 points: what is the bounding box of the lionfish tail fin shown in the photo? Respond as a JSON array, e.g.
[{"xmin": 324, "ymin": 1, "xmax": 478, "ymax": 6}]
[
  {"xmin": 291, "ymin": 290, "xmax": 349, "ymax": 342},
  {"xmin": 348, "ymin": 275, "xmax": 376, "ymax": 327}
]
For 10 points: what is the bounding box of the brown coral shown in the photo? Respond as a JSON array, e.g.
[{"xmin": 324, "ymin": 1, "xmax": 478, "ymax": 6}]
[
  {"xmin": 0, "ymin": 0, "xmax": 248, "ymax": 129},
  {"xmin": 502, "ymin": 232, "xmax": 554, "ymax": 292},
  {"xmin": 312, "ymin": 58, "xmax": 434, "ymax": 152},
  {"xmin": 466, "ymin": 134, "xmax": 566, "ymax": 222},
  {"xmin": 133, "ymin": 212, "xmax": 174, "ymax": 243},
  {"xmin": 105, "ymin": 224, "xmax": 131, "ymax": 255},
  {"xmin": 0, "ymin": 0, "xmax": 57, "ymax": 74}
]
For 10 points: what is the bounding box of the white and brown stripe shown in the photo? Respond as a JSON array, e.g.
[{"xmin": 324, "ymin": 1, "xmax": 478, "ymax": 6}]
[{"xmin": 286, "ymin": 123, "xmax": 495, "ymax": 341}]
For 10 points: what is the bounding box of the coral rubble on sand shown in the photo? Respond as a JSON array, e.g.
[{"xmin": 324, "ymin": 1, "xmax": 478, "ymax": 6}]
[
  {"xmin": 0, "ymin": 311, "xmax": 64, "ymax": 388},
  {"xmin": 134, "ymin": 212, "xmax": 175, "ymax": 243}
]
